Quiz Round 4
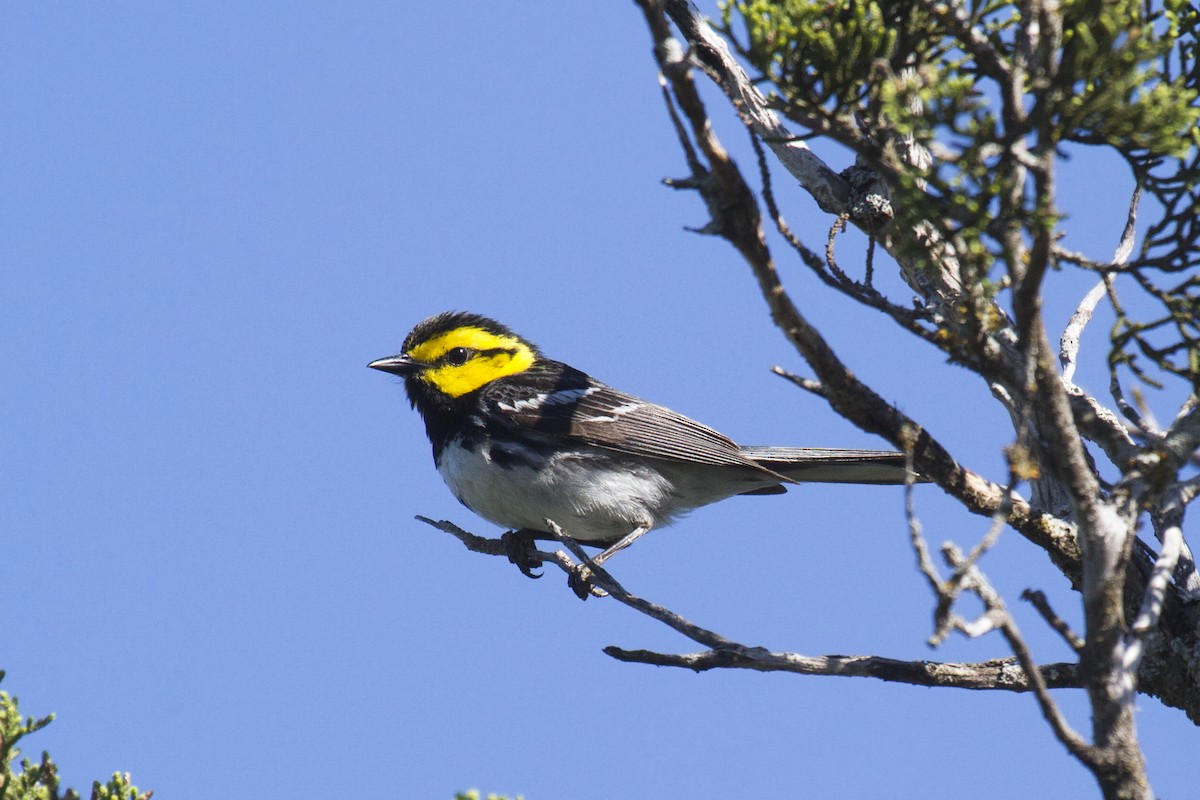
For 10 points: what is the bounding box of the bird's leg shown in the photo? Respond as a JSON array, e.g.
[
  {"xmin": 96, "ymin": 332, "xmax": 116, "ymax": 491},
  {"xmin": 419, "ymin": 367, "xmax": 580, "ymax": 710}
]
[
  {"xmin": 592, "ymin": 525, "xmax": 651, "ymax": 567},
  {"xmin": 501, "ymin": 529, "xmax": 544, "ymax": 578},
  {"xmin": 567, "ymin": 526, "xmax": 651, "ymax": 599}
]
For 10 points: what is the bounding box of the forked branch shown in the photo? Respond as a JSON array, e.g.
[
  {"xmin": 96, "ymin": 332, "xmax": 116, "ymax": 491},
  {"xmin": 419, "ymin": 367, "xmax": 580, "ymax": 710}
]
[{"xmin": 415, "ymin": 515, "xmax": 1080, "ymax": 693}]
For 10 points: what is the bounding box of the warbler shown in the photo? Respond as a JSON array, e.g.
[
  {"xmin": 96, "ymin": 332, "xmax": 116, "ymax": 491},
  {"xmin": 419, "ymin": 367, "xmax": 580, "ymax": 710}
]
[{"xmin": 370, "ymin": 311, "xmax": 917, "ymax": 575}]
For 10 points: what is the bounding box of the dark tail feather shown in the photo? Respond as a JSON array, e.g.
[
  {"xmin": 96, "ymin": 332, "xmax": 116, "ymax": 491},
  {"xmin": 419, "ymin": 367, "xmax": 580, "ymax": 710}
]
[{"xmin": 738, "ymin": 446, "xmax": 922, "ymax": 485}]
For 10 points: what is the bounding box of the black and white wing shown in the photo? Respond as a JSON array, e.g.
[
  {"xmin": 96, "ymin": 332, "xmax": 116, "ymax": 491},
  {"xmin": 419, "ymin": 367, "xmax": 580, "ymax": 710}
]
[
  {"xmin": 483, "ymin": 362, "xmax": 769, "ymax": 471},
  {"xmin": 483, "ymin": 361, "xmax": 918, "ymax": 484}
]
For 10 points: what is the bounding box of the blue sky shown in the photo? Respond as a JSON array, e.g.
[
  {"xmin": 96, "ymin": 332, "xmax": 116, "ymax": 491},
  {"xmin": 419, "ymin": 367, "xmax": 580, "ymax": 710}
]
[{"xmin": 3, "ymin": 3, "xmax": 1194, "ymax": 798}]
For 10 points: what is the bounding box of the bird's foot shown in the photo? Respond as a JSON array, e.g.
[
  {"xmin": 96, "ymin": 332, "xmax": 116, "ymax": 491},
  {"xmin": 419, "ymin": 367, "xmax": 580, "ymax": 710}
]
[
  {"xmin": 568, "ymin": 562, "xmax": 599, "ymax": 600},
  {"xmin": 502, "ymin": 529, "xmax": 544, "ymax": 579}
]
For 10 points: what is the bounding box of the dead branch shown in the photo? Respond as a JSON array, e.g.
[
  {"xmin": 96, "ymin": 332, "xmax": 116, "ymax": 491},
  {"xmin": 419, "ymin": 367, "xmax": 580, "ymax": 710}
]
[
  {"xmin": 416, "ymin": 516, "xmax": 1081, "ymax": 693},
  {"xmin": 604, "ymin": 646, "xmax": 1079, "ymax": 690}
]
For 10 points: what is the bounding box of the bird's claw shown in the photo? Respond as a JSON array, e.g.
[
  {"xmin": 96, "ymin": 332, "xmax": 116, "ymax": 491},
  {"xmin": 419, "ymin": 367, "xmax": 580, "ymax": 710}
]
[
  {"xmin": 502, "ymin": 529, "xmax": 544, "ymax": 578},
  {"xmin": 567, "ymin": 560, "xmax": 611, "ymax": 600},
  {"xmin": 568, "ymin": 563, "xmax": 595, "ymax": 599}
]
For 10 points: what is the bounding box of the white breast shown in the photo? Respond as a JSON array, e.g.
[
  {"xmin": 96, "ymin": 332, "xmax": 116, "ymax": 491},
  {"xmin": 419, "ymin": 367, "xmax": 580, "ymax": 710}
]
[{"xmin": 436, "ymin": 439, "xmax": 679, "ymax": 543}]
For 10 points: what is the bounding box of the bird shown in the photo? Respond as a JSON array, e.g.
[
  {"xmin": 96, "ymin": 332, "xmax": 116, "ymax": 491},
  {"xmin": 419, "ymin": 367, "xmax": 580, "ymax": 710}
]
[{"xmin": 369, "ymin": 311, "xmax": 917, "ymax": 584}]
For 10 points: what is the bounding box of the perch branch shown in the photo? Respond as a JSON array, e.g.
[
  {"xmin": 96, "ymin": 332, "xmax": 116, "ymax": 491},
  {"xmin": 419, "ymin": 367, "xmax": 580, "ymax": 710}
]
[{"xmin": 417, "ymin": 516, "xmax": 1081, "ymax": 693}]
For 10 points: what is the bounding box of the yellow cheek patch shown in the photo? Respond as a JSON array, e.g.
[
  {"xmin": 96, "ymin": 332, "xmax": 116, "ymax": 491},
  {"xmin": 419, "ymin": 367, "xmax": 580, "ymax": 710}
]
[
  {"xmin": 409, "ymin": 326, "xmax": 536, "ymax": 397},
  {"xmin": 425, "ymin": 350, "xmax": 534, "ymax": 396}
]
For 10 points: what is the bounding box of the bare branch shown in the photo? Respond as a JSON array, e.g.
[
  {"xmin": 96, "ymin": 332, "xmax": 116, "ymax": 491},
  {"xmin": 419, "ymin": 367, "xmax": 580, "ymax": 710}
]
[
  {"xmin": 1021, "ymin": 589, "xmax": 1085, "ymax": 653},
  {"xmin": 632, "ymin": 0, "xmax": 1200, "ymax": 776},
  {"xmin": 604, "ymin": 646, "xmax": 1080, "ymax": 691},
  {"xmin": 825, "ymin": 213, "xmax": 856, "ymax": 286},
  {"xmin": 417, "ymin": 516, "xmax": 1082, "ymax": 693},
  {"xmin": 1160, "ymin": 403, "xmax": 1200, "ymax": 472},
  {"xmin": 657, "ymin": 0, "xmax": 852, "ymax": 214},
  {"xmin": 938, "ymin": 543, "xmax": 1097, "ymax": 764},
  {"xmin": 640, "ymin": 0, "xmax": 1083, "ymax": 580},
  {"xmin": 1060, "ymin": 279, "xmax": 1107, "ymax": 383},
  {"xmin": 416, "ymin": 515, "xmax": 531, "ymax": 558},
  {"xmin": 749, "ymin": 131, "xmax": 942, "ymax": 346},
  {"xmin": 905, "ymin": 476, "xmax": 944, "ymax": 607},
  {"xmin": 1055, "ymin": 271, "xmax": 1141, "ymax": 470},
  {"xmin": 769, "ymin": 365, "xmax": 826, "ymax": 398},
  {"xmin": 1052, "ymin": 185, "xmax": 1141, "ymax": 272},
  {"xmin": 906, "ymin": 462, "xmax": 1095, "ymax": 762},
  {"xmin": 1065, "ymin": 387, "xmax": 1140, "ymax": 467},
  {"xmin": 1119, "ymin": 492, "xmax": 1188, "ymax": 716},
  {"xmin": 1130, "ymin": 515, "xmax": 1183, "ymax": 638},
  {"xmin": 1113, "ymin": 187, "xmax": 1142, "ymax": 266}
]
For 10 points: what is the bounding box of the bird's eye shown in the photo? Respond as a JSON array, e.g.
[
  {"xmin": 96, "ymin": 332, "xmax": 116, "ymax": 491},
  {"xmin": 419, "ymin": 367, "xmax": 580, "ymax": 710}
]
[{"xmin": 446, "ymin": 347, "xmax": 470, "ymax": 366}]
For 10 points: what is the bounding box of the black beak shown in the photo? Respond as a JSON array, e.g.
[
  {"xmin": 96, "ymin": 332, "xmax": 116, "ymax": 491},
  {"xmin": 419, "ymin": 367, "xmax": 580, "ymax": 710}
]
[{"xmin": 368, "ymin": 354, "xmax": 419, "ymax": 376}]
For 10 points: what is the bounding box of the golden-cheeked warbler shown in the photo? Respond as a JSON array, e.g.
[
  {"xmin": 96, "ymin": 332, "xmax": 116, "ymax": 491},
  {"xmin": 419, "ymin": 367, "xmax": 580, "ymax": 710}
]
[{"xmin": 370, "ymin": 312, "xmax": 915, "ymax": 577}]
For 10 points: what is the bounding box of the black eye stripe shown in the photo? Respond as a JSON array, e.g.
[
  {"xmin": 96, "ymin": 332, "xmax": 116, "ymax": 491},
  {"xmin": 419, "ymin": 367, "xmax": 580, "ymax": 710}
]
[{"xmin": 438, "ymin": 346, "xmax": 515, "ymax": 366}]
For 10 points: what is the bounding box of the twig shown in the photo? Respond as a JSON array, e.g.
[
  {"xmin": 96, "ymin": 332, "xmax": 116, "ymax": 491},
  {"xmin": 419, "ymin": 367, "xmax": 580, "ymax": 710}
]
[
  {"xmin": 417, "ymin": 516, "xmax": 1082, "ymax": 693},
  {"xmin": 416, "ymin": 515, "xmax": 529, "ymax": 557},
  {"xmin": 907, "ymin": 463, "xmax": 1016, "ymax": 646},
  {"xmin": 825, "ymin": 213, "xmax": 855, "ymax": 286},
  {"xmin": 1129, "ymin": 516, "xmax": 1183, "ymax": 637},
  {"xmin": 748, "ymin": 129, "xmax": 940, "ymax": 340},
  {"xmin": 1160, "ymin": 402, "xmax": 1200, "ymax": 471},
  {"xmin": 656, "ymin": 0, "xmax": 852, "ymax": 214},
  {"xmin": 905, "ymin": 475, "xmax": 945, "ymax": 629},
  {"xmin": 769, "ymin": 365, "xmax": 826, "ymax": 397},
  {"xmin": 865, "ymin": 234, "xmax": 876, "ymax": 288},
  {"xmin": 939, "ymin": 544, "xmax": 1096, "ymax": 765},
  {"xmin": 1119, "ymin": 491, "xmax": 1187, "ymax": 705},
  {"xmin": 913, "ymin": 0, "xmax": 1011, "ymax": 83},
  {"xmin": 1055, "ymin": 186, "xmax": 1143, "ymax": 272},
  {"xmin": 605, "ymin": 647, "xmax": 1079, "ymax": 690},
  {"xmin": 1063, "ymin": 387, "xmax": 1139, "ymax": 467},
  {"xmin": 905, "ymin": 471, "xmax": 1094, "ymax": 763},
  {"xmin": 1020, "ymin": 589, "xmax": 1085, "ymax": 652},
  {"xmin": 1059, "ymin": 279, "xmax": 1107, "ymax": 383},
  {"xmin": 416, "ymin": 515, "xmax": 587, "ymax": 587},
  {"xmin": 1163, "ymin": 475, "xmax": 1200, "ymax": 601},
  {"xmin": 1113, "ymin": 186, "xmax": 1142, "ymax": 266}
]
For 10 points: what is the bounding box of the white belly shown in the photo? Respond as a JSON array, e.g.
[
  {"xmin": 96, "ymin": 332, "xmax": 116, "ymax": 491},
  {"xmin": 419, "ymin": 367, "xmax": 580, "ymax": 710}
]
[{"xmin": 435, "ymin": 440, "xmax": 678, "ymax": 543}]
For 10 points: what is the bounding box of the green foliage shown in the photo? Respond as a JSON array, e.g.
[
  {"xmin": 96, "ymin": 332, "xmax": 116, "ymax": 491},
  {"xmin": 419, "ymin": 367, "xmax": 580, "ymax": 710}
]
[
  {"xmin": 1057, "ymin": 0, "xmax": 1200, "ymax": 155},
  {"xmin": 87, "ymin": 775, "xmax": 147, "ymax": 800},
  {"xmin": 0, "ymin": 673, "xmax": 150, "ymax": 800},
  {"xmin": 722, "ymin": 0, "xmax": 1199, "ymax": 276},
  {"xmin": 725, "ymin": 0, "xmax": 975, "ymax": 122},
  {"xmin": 718, "ymin": 0, "xmax": 1200, "ymax": 387},
  {"xmin": 726, "ymin": 0, "xmax": 1198, "ymax": 153}
]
